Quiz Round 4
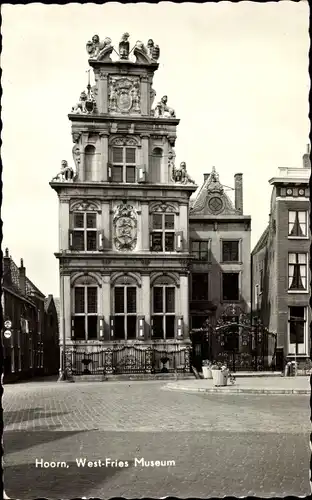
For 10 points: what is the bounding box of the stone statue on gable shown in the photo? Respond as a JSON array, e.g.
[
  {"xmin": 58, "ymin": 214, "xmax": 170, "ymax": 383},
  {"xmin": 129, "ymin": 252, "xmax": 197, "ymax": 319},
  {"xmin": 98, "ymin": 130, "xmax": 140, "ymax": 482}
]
[
  {"xmin": 119, "ymin": 33, "xmax": 130, "ymax": 60},
  {"xmin": 52, "ymin": 160, "xmax": 75, "ymax": 182},
  {"xmin": 154, "ymin": 95, "xmax": 176, "ymax": 118},
  {"xmin": 172, "ymin": 161, "xmax": 195, "ymax": 185},
  {"xmin": 86, "ymin": 34, "xmax": 112, "ymax": 58}
]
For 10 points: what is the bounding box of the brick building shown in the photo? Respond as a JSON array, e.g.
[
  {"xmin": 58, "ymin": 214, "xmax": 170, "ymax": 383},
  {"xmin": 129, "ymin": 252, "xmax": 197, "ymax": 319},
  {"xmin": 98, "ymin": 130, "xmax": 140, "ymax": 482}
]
[
  {"xmin": 252, "ymin": 147, "xmax": 311, "ymax": 370},
  {"xmin": 189, "ymin": 167, "xmax": 251, "ymax": 330},
  {"xmin": 2, "ymin": 249, "xmax": 59, "ymax": 382}
]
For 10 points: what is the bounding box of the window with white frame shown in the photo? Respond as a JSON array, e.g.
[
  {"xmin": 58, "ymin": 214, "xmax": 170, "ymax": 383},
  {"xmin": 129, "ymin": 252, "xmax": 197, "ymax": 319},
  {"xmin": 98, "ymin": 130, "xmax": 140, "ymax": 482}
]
[
  {"xmin": 288, "ymin": 253, "xmax": 307, "ymax": 291},
  {"xmin": 71, "ymin": 212, "xmax": 98, "ymax": 251},
  {"xmin": 152, "ymin": 278, "xmax": 176, "ymax": 340},
  {"xmin": 288, "ymin": 210, "xmax": 308, "ymax": 238},
  {"xmin": 111, "ymin": 146, "xmax": 136, "ymax": 183},
  {"xmin": 288, "ymin": 306, "xmax": 307, "ymax": 355},
  {"xmin": 150, "ymin": 213, "xmax": 175, "ymax": 252},
  {"xmin": 113, "ymin": 285, "xmax": 137, "ymax": 340},
  {"xmin": 72, "ymin": 276, "xmax": 98, "ymax": 340}
]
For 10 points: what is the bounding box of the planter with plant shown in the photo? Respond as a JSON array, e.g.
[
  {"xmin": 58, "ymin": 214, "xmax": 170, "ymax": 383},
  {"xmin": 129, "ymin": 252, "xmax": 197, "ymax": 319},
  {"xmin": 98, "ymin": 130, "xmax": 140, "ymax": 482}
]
[
  {"xmin": 211, "ymin": 362, "xmax": 229, "ymax": 386},
  {"xmin": 202, "ymin": 360, "xmax": 213, "ymax": 379}
]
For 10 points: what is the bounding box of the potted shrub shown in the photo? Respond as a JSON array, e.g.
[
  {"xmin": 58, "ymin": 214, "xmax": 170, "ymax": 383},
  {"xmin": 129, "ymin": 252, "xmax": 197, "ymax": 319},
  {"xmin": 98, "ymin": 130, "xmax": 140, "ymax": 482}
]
[
  {"xmin": 202, "ymin": 360, "xmax": 213, "ymax": 379},
  {"xmin": 211, "ymin": 362, "xmax": 229, "ymax": 387}
]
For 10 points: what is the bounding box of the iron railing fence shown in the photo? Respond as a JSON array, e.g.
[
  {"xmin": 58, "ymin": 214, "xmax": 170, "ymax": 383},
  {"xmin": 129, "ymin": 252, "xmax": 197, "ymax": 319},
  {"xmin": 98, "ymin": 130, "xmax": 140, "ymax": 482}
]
[{"xmin": 68, "ymin": 344, "xmax": 191, "ymax": 375}]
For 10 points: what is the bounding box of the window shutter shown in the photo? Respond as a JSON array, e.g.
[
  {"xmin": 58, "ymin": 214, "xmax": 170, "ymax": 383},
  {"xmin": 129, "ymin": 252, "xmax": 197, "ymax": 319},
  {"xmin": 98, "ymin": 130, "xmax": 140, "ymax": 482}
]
[
  {"xmin": 175, "ymin": 231, "xmax": 183, "ymax": 252},
  {"xmin": 137, "ymin": 315, "xmax": 145, "ymax": 339},
  {"xmin": 137, "ymin": 166, "xmax": 146, "ymax": 183},
  {"xmin": 109, "ymin": 315, "xmax": 115, "ymax": 339},
  {"xmin": 176, "ymin": 315, "xmax": 184, "ymax": 338},
  {"xmin": 69, "ymin": 230, "xmax": 74, "ymax": 250},
  {"xmin": 150, "ymin": 317, "xmax": 154, "ymax": 338},
  {"xmin": 107, "ymin": 163, "xmax": 112, "ymax": 182},
  {"xmin": 98, "ymin": 316, "xmax": 104, "ymax": 339},
  {"xmin": 71, "ymin": 316, "xmax": 75, "ymax": 339},
  {"xmin": 98, "ymin": 230, "xmax": 104, "ymax": 251}
]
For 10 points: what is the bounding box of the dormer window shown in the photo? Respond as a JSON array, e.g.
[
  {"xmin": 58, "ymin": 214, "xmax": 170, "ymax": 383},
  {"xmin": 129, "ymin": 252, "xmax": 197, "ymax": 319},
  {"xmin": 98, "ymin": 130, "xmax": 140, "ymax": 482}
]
[{"xmin": 112, "ymin": 146, "xmax": 136, "ymax": 183}]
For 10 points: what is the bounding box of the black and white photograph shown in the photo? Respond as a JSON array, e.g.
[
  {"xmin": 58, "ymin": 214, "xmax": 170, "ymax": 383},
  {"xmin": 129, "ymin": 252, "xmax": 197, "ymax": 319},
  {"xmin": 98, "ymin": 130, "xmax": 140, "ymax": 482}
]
[{"xmin": 1, "ymin": 2, "xmax": 311, "ymax": 498}]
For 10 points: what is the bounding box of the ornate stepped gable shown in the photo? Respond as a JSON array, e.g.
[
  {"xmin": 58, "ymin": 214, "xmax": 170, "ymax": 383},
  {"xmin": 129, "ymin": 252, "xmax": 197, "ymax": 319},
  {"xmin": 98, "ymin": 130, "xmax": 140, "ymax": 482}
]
[{"xmin": 190, "ymin": 167, "xmax": 238, "ymax": 215}]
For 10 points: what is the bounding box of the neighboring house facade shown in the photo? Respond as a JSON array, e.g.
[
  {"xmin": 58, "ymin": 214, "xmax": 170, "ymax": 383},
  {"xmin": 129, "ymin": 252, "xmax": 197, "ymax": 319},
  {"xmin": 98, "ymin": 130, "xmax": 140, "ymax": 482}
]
[
  {"xmin": 2, "ymin": 249, "xmax": 59, "ymax": 382},
  {"xmin": 50, "ymin": 34, "xmax": 197, "ymax": 375},
  {"xmin": 252, "ymin": 147, "xmax": 311, "ymax": 369},
  {"xmin": 44, "ymin": 295, "xmax": 60, "ymax": 375},
  {"xmin": 189, "ymin": 167, "xmax": 251, "ymax": 330}
]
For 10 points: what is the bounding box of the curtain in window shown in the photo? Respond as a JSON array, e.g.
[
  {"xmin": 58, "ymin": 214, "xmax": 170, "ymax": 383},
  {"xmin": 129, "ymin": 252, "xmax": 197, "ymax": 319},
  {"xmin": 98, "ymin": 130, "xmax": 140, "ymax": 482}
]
[{"xmin": 288, "ymin": 253, "xmax": 306, "ymax": 290}]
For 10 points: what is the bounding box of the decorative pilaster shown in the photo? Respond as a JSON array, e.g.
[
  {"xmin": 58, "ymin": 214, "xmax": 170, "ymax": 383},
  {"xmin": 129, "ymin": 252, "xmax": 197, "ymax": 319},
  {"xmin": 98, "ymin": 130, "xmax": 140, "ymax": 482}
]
[
  {"xmin": 140, "ymin": 75, "xmax": 149, "ymax": 115},
  {"xmin": 141, "ymin": 274, "xmax": 151, "ymax": 338},
  {"xmin": 179, "ymin": 275, "xmax": 189, "ymax": 338},
  {"xmin": 179, "ymin": 204, "xmax": 189, "ymax": 251},
  {"xmin": 140, "ymin": 135, "xmax": 149, "ymax": 175},
  {"xmin": 95, "ymin": 70, "xmax": 108, "ymax": 113},
  {"xmin": 100, "ymin": 132, "xmax": 109, "ymax": 181},
  {"xmin": 60, "ymin": 274, "xmax": 71, "ymax": 342},
  {"xmin": 102, "ymin": 274, "xmax": 111, "ymax": 340},
  {"xmin": 59, "ymin": 198, "xmax": 70, "ymax": 251},
  {"xmin": 141, "ymin": 202, "xmax": 149, "ymax": 251},
  {"xmin": 161, "ymin": 140, "xmax": 169, "ymax": 183}
]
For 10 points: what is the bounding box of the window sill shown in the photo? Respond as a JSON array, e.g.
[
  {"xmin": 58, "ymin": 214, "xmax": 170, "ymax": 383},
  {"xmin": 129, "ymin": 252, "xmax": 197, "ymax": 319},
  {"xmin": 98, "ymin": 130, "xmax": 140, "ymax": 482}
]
[
  {"xmin": 286, "ymin": 354, "xmax": 308, "ymax": 358},
  {"xmin": 221, "ymin": 299, "xmax": 241, "ymax": 303},
  {"xmin": 287, "ymin": 236, "xmax": 309, "ymax": 240},
  {"xmin": 287, "ymin": 290, "xmax": 309, "ymax": 294},
  {"xmin": 220, "ymin": 261, "xmax": 242, "ymax": 265}
]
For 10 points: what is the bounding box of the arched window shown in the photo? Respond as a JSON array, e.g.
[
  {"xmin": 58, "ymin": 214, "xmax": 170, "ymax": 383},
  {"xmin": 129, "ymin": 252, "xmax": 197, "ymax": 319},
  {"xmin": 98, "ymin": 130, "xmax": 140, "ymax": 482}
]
[
  {"xmin": 85, "ymin": 145, "xmax": 96, "ymax": 181},
  {"xmin": 111, "ymin": 276, "xmax": 138, "ymax": 340},
  {"xmin": 150, "ymin": 147, "xmax": 162, "ymax": 183},
  {"xmin": 72, "ymin": 275, "xmax": 99, "ymax": 340},
  {"xmin": 152, "ymin": 276, "xmax": 176, "ymax": 340}
]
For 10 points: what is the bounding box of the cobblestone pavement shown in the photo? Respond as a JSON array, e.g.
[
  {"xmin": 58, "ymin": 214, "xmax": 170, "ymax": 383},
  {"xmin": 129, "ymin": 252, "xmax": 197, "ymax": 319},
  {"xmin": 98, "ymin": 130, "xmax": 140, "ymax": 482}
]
[{"xmin": 3, "ymin": 380, "xmax": 311, "ymax": 498}]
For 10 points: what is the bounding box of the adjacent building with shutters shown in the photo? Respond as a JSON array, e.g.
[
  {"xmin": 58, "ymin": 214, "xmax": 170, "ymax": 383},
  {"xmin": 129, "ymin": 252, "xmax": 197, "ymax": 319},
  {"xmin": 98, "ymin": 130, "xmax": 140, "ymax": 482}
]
[
  {"xmin": 251, "ymin": 147, "xmax": 311, "ymax": 370},
  {"xmin": 189, "ymin": 167, "xmax": 251, "ymax": 331},
  {"xmin": 50, "ymin": 34, "xmax": 198, "ymax": 375}
]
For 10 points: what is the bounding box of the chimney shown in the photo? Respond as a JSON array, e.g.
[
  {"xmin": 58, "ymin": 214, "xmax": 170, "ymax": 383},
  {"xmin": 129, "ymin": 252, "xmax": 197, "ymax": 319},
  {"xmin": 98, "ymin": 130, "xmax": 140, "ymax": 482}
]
[
  {"xmin": 234, "ymin": 173, "xmax": 243, "ymax": 214},
  {"xmin": 19, "ymin": 258, "xmax": 26, "ymax": 295},
  {"xmin": 3, "ymin": 248, "xmax": 12, "ymax": 286},
  {"xmin": 302, "ymin": 144, "xmax": 311, "ymax": 169},
  {"xmin": 204, "ymin": 173, "xmax": 210, "ymax": 182}
]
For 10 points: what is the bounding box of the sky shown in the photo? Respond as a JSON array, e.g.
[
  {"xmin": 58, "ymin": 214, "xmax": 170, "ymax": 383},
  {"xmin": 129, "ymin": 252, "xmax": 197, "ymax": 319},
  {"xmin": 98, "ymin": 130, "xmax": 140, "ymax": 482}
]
[{"xmin": 2, "ymin": 2, "xmax": 310, "ymax": 297}]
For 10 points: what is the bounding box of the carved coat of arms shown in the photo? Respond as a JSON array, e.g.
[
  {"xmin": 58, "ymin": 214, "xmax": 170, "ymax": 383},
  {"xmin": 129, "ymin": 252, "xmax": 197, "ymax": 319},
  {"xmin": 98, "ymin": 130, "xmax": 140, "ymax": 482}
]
[
  {"xmin": 109, "ymin": 77, "xmax": 141, "ymax": 114},
  {"xmin": 113, "ymin": 203, "xmax": 138, "ymax": 251}
]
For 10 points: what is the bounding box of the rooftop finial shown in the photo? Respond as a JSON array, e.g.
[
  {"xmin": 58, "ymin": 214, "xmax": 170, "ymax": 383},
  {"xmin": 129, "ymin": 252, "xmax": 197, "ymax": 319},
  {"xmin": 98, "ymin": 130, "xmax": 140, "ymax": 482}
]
[
  {"xmin": 20, "ymin": 258, "xmax": 24, "ymax": 267},
  {"xmin": 5, "ymin": 248, "xmax": 9, "ymax": 257},
  {"xmin": 119, "ymin": 33, "xmax": 130, "ymax": 60}
]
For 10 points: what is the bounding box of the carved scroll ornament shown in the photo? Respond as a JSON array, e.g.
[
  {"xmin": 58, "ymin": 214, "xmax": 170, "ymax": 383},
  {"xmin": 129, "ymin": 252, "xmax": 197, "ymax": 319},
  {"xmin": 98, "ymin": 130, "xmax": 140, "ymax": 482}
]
[{"xmin": 113, "ymin": 203, "xmax": 138, "ymax": 251}]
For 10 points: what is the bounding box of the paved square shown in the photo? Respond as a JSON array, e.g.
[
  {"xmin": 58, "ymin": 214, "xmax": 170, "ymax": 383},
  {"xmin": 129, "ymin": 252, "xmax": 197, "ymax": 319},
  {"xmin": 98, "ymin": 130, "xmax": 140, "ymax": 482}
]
[{"xmin": 3, "ymin": 379, "xmax": 310, "ymax": 498}]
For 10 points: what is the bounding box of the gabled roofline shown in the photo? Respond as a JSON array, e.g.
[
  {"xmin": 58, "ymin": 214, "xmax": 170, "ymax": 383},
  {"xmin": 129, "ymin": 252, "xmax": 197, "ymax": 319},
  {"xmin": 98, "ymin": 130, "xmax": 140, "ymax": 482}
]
[{"xmin": 251, "ymin": 225, "xmax": 269, "ymax": 255}]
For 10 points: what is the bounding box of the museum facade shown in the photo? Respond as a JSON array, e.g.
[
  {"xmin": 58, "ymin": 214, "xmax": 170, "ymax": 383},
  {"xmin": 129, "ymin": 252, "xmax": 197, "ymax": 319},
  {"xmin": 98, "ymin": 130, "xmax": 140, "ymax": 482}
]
[{"xmin": 50, "ymin": 33, "xmax": 251, "ymax": 376}]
